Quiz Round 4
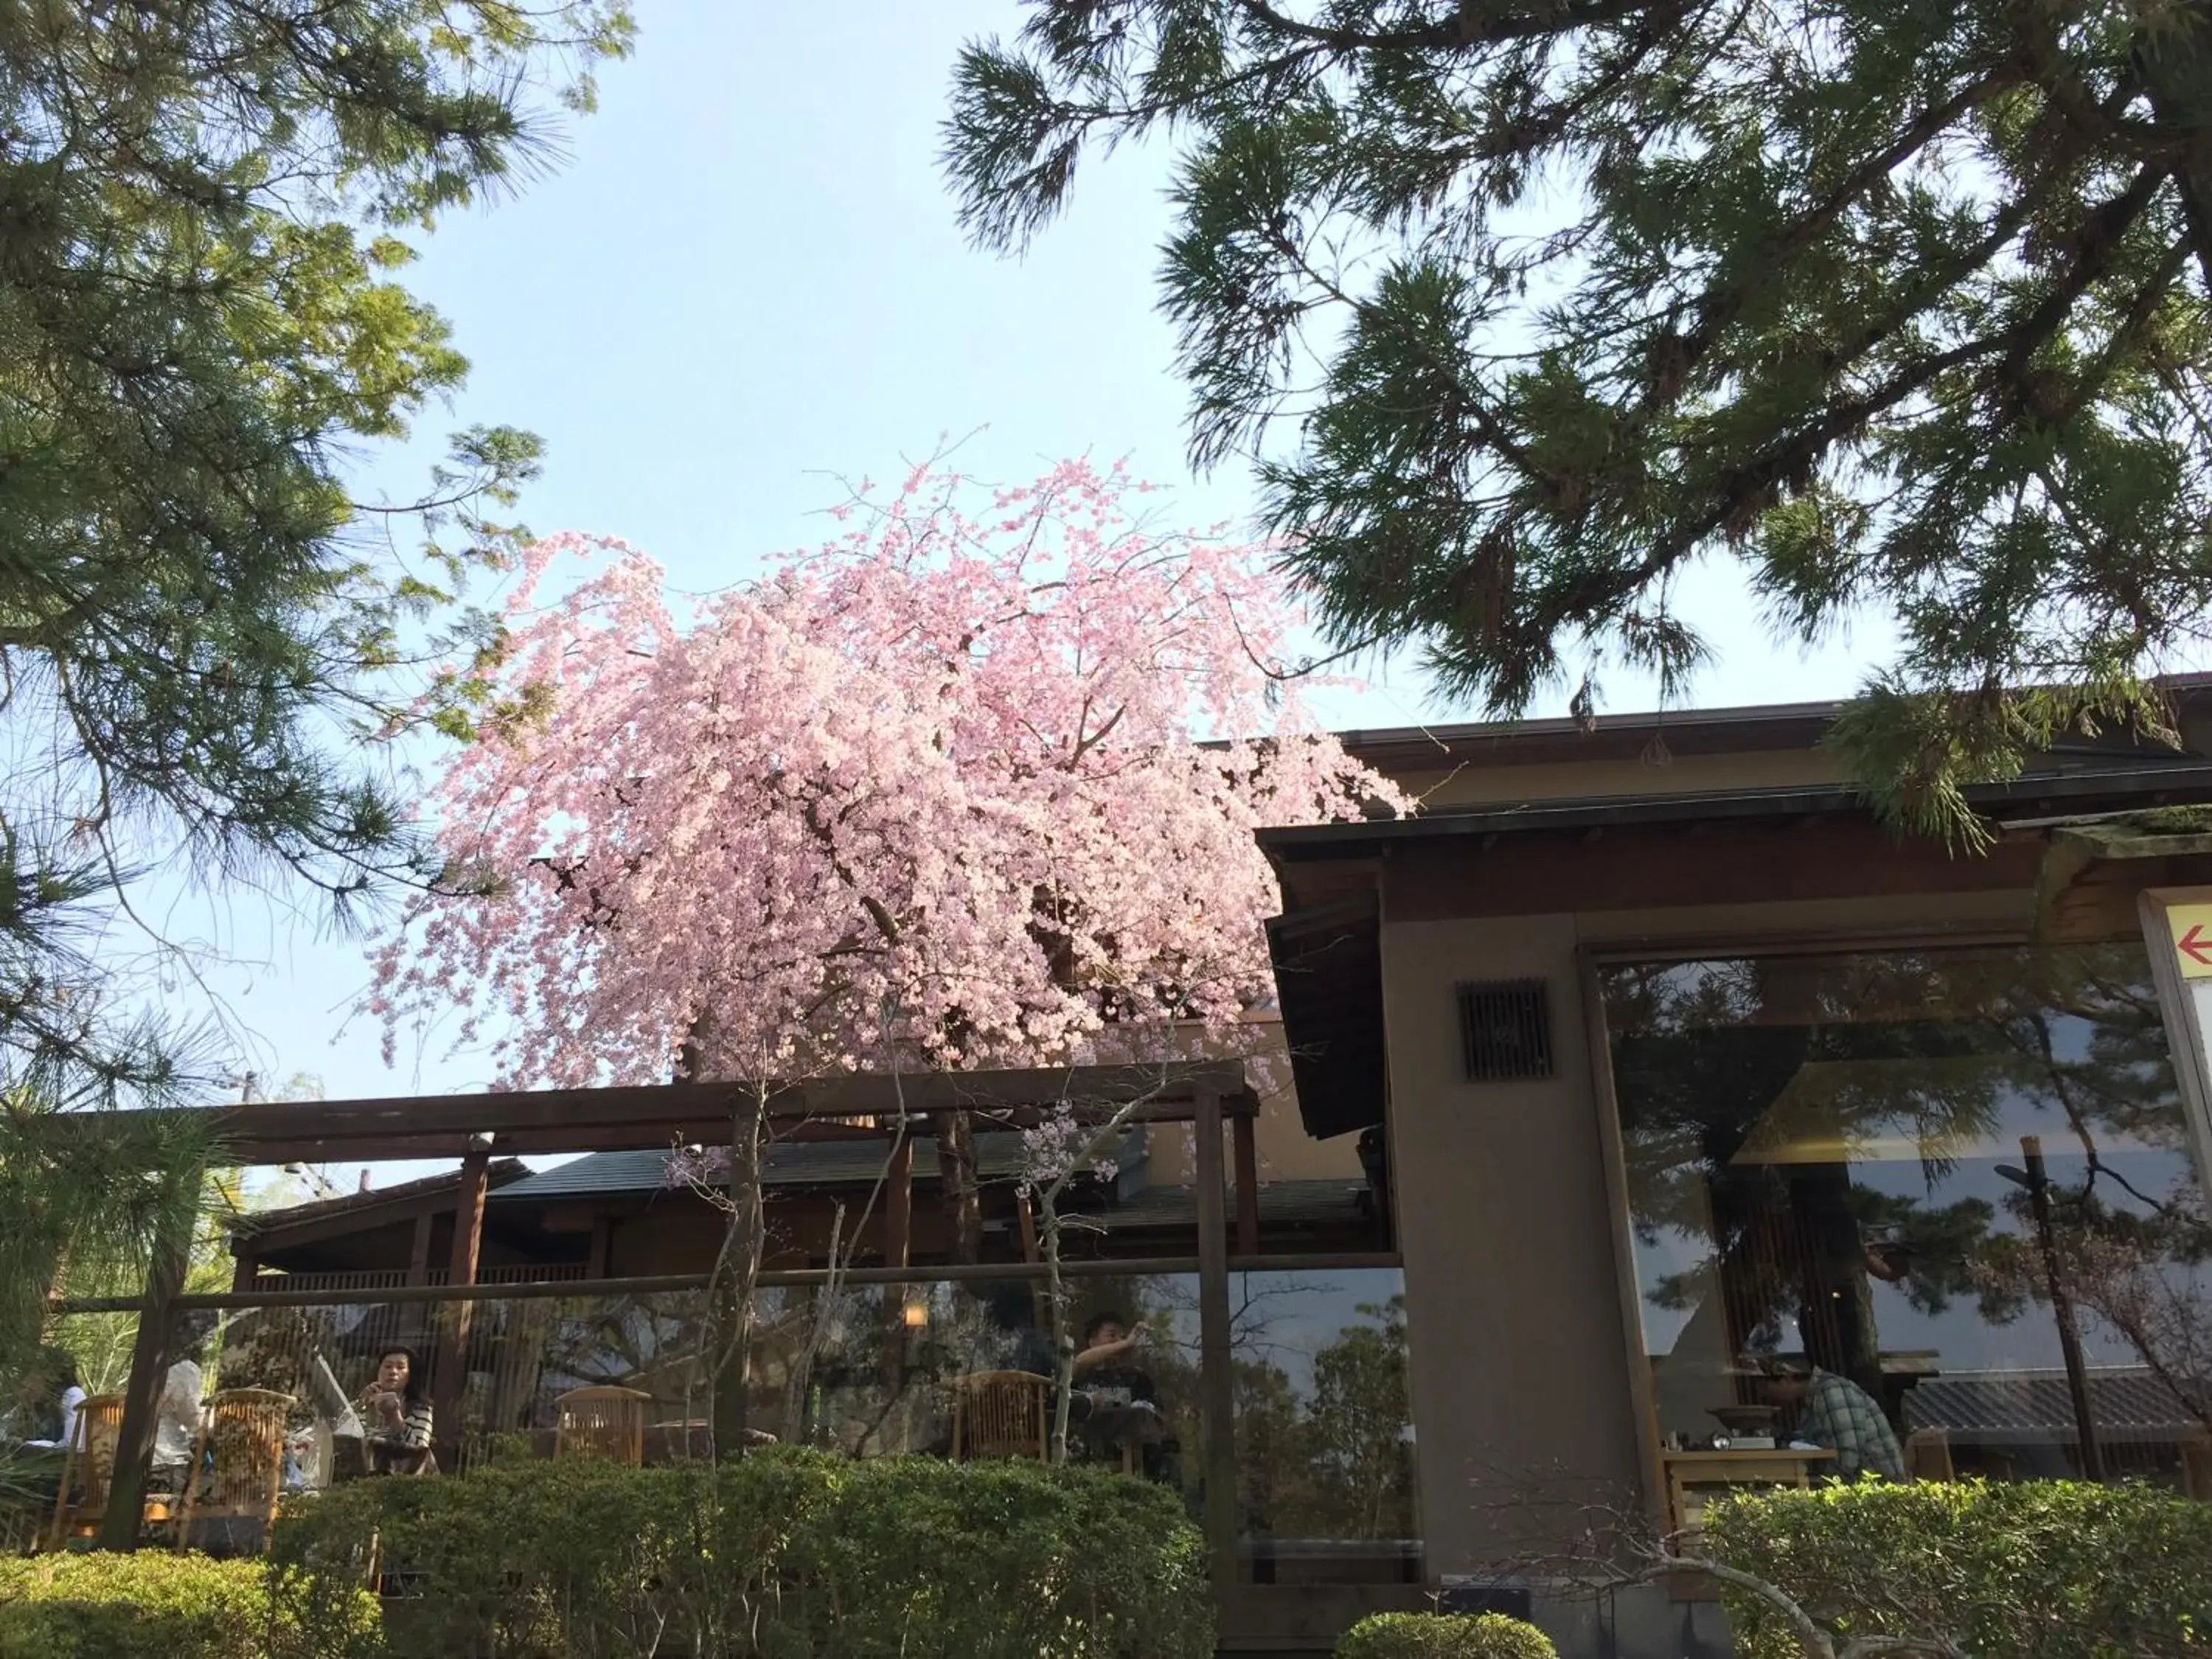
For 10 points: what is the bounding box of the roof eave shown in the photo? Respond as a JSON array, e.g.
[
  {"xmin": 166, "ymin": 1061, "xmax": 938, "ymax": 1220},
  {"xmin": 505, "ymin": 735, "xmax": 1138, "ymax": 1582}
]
[{"xmin": 1258, "ymin": 761, "xmax": 2212, "ymax": 860}]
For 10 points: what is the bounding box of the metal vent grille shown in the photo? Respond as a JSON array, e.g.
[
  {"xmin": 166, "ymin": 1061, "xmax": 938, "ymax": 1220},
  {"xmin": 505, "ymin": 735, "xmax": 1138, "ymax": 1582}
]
[{"xmin": 1456, "ymin": 978, "xmax": 1554, "ymax": 1082}]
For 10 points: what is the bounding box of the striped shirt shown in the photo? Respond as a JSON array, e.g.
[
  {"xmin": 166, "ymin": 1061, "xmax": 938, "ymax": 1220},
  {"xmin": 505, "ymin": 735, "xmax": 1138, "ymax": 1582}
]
[{"xmin": 365, "ymin": 1396, "xmax": 435, "ymax": 1451}]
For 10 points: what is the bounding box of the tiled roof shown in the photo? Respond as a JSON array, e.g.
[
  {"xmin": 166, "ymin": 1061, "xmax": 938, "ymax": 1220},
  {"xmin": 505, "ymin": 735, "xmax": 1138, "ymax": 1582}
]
[
  {"xmin": 1905, "ymin": 1369, "xmax": 2206, "ymax": 1436},
  {"xmin": 489, "ymin": 1130, "xmax": 1127, "ymax": 1204},
  {"xmin": 234, "ymin": 1157, "xmax": 530, "ymax": 1236}
]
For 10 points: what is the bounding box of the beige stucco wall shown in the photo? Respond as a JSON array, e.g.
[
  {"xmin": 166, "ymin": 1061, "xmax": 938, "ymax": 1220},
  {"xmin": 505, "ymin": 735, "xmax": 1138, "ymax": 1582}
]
[
  {"xmin": 1394, "ymin": 746, "xmax": 1851, "ymax": 810},
  {"xmin": 1143, "ymin": 1015, "xmax": 1366, "ymax": 1188},
  {"xmin": 1383, "ymin": 888, "xmax": 2043, "ymax": 1574},
  {"xmin": 1383, "ymin": 913, "xmax": 1638, "ymax": 1571}
]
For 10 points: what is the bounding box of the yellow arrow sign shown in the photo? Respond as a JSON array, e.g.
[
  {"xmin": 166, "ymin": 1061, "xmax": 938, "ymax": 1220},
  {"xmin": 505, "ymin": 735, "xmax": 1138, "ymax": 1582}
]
[{"xmin": 2168, "ymin": 903, "xmax": 2212, "ymax": 980}]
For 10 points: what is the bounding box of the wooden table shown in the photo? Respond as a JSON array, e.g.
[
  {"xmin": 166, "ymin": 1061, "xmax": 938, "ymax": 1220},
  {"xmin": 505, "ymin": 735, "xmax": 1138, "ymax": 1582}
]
[
  {"xmin": 1660, "ymin": 1449, "xmax": 1836, "ymax": 1535},
  {"xmin": 1659, "ymin": 1449, "xmax": 1834, "ymax": 1601}
]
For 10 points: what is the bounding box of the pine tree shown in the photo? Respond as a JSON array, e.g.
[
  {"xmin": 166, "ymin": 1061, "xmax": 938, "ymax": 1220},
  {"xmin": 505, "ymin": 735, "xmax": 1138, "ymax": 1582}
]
[
  {"xmin": 945, "ymin": 0, "xmax": 2212, "ymax": 844},
  {"xmin": 0, "ymin": 1, "xmax": 633, "ymax": 1106}
]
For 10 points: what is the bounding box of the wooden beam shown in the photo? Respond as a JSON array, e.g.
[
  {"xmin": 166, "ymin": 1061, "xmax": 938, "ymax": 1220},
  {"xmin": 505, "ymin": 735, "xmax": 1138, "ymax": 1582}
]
[
  {"xmin": 184, "ymin": 1064, "xmax": 1263, "ymax": 1164},
  {"xmin": 1388, "ymin": 815, "xmax": 2049, "ymax": 922},
  {"xmin": 1231, "ymin": 1110, "xmax": 1261, "ymax": 1256},
  {"xmin": 1194, "ymin": 1088, "xmax": 1238, "ymax": 1588},
  {"xmin": 229, "ymin": 1246, "xmax": 259, "ymax": 1295},
  {"xmin": 100, "ymin": 1218, "xmax": 189, "ymax": 1551},
  {"xmin": 883, "ymin": 1133, "xmax": 914, "ymax": 1269},
  {"xmin": 430, "ymin": 1150, "xmax": 490, "ymax": 1468},
  {"xmin": 46, "ymin": 1252, "xmax": 1408, "ymax": 1318}
]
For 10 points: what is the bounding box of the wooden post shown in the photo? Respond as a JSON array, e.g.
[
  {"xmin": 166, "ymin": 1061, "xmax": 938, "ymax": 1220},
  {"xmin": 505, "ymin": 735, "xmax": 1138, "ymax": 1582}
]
[
  {"xmin": 1231, "ymin": 1109, "xmax": 1261, "ymax": 1256},
  {"xmin": 1016, "ymin": 1191, "xmax": 1040, "ymax": 1265},
  {"xmin": 1016, "ymin": 1189, "xmax": 1047, "ymax": 1328},
  {"xmin": 100, "ymin": 1219, "xmax": 190, "ymax": 1551},
  {"xmin": 431, "ymin": 1147, "xmax": 490, "ymax": 1469},
  {"xmin": 883, "ymin": 1132, "xmax": 914, "ymax": 1269},
  {"xmin": 229, "ymin": 1246, "xmax": 260, "ymax": 1295},
  {"xmin": 1194, "ymin": 1088, "xmax": 1238, "ymax": 1587},
  {"xmin": 406, "ymin": 1212, "xmax": 437, "ymax": 1286},
  {"xmin": 587, "ymin": 1215, "xmax": 616, "ymax": 1280}
]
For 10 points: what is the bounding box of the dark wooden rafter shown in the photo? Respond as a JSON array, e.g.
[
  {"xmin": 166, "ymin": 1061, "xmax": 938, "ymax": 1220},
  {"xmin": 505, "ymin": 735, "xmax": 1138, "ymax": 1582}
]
[
  {"xmin": 1232, "ymin": 1110, "xmax": 1262, "ymax": 1254},
  {"xmin": 57, "ymin": 1062, "xmax": 1259, "ymax": 1169}
]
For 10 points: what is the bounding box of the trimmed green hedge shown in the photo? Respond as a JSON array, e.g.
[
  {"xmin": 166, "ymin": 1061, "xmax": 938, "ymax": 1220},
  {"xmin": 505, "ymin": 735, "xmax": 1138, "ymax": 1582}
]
[
  {"xmin": 1705, "ymin": 1479, "xmax": 2212, "ymax": 1659},
  {"xmin": 1335, "ymin": 1611, "xmax": 1558, "ymax": 1659},
  {"xmin": 0, "ymin": 1551, "xmax": 375, "ymax": 1659},
  {"xmin": 269, "ymin": 1448, "xmax": 1214, "ymax": 1659}
]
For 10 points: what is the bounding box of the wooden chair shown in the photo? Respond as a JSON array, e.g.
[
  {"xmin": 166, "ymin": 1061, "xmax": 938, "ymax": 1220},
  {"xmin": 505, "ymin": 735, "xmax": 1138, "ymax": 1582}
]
[
  {"xmin": 554, "ymin": 1385, "xmax": 652, "ymax": 1465},
  {"xmin": 948, "ymin": 1371, "xmax": 1049, "ymax": 1462},
  {"xmin": 45, "ymin": 1393, "xmax": 125, "ymax": 1549},
  {"xmin": 1905, "ymin": 1428, "xmax": 1955, "ymax": 1483},
  {"xmin": 175, "ymin": 1388, "xmax": 294, "ymax": 1555}
]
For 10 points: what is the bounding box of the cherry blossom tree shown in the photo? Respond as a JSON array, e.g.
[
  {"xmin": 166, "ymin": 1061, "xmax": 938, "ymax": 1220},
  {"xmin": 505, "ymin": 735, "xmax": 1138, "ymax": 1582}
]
[{"xmin": 372, "ymin": 456, "xmax": 1405, "ymax": 1446}]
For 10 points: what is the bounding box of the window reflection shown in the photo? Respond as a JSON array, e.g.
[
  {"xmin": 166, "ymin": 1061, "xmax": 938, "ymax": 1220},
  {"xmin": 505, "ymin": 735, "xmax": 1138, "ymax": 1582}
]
[
  {"xmin": 1225, "ymin": 1270, "xmax": 1417, "ymax": 1583},
  {"xmin": 1602, "ymin": 945, "xmax": 2212, "ymax": 1489}
]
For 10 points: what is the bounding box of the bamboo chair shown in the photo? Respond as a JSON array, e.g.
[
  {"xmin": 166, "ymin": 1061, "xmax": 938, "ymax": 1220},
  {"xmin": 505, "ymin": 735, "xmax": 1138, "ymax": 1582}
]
[
  {"xmin": 174, "ymin": 1388, "xmax": 294, "ymax": 1555},
  {"xmin": 1905, "ymin": 1428, "xmax": 1955, "ymax": 1483},
  {"xmin": 947, "ymin": 1371, "xmax": 1049, "ymax": 1463},
  {"xmin": 553, "ymin": 1385, "xmax": 653, "ymax": 1465},
  {"xmin": 45, "ymin": 1393, "xmax": 125, "ymax": 1549}
]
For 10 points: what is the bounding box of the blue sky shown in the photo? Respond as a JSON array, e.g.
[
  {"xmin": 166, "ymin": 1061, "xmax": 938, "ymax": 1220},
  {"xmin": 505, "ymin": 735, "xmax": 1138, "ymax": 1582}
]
[{"xmin": 167, "ymin": 2, "xmax": 1902, "ymax": 1186}]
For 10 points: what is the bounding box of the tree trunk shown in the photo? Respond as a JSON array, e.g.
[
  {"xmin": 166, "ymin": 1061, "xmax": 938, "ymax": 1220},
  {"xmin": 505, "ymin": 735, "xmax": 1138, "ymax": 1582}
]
[
  {"xmin": 931, "ymin": 1107, "xmax": 981, "ymax": 1264},
  {"xmin": 1044, "ymin": 1203, "xmax": 1075, "ymax": 1462},
  {"xmin": 679, "ymin": 1013, "xmax": 768, "ymax": 1462},
  {"xmin": 711, "ymin": 1088, "xmax": 766, "ymax": 1460}
]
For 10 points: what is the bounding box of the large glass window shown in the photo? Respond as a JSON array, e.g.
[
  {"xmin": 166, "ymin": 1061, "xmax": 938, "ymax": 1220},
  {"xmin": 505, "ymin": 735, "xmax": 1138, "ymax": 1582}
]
[
  {"xmin": 1601, "ymin": 944, "xmax": 2212, "ymax": 1488},
  {"xmin": 1225, "ymin": 1270, "xmax": 1417, "ymax": 1584}
]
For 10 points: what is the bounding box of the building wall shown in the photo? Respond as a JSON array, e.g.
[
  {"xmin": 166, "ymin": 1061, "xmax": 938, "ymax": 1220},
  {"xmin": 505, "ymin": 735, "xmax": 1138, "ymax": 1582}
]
[
  {"xmin": 1143, "ymin": 1015, "xmax": 1366, "ymax": 1187},
  {"xmin": 1396, "ymin": 746, "xmax": 1848, "ymax": 810},
  {"xmin": 1383, "ymin": 911, "xmax": 1637, "ymax": 1569},
  {"xmin": 1382, "ymin": 885, "xmax": 2046, "ymax": 1575}
]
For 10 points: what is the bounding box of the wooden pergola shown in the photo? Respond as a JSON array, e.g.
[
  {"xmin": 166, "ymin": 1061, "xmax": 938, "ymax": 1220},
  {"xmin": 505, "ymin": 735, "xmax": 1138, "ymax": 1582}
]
[{"xmin": 71, "ymin": 1062, "xmax": 1265, "ymax": 1569}]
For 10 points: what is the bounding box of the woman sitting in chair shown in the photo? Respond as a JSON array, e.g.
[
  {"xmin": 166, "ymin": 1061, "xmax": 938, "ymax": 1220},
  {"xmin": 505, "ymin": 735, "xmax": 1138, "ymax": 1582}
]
[{"xmin": 355, "ymin": 1348, "xmax": 436, "ymax": 1475}]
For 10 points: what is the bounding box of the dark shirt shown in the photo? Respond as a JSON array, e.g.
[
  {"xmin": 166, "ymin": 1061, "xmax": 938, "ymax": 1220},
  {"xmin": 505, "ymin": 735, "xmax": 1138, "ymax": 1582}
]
[{"xmin": 1082, "ymin": 1363, "xmax": 1155, "ymax": 1404}]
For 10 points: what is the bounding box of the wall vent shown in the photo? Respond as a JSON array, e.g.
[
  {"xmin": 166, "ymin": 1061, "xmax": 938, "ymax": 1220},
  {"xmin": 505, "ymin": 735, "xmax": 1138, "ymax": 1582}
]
[{"xmin": 1455, "ymin": 978, "xmax": 1554, "ymax": 1082}]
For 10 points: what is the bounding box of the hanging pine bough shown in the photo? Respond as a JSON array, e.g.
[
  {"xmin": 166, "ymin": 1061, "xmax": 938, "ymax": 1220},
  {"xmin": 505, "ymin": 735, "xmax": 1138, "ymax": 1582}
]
[
  {"xmin": 0, "ymin": 1098, "xmax": 216, "ymax": 1376},
  {"xmin": 945, "ymin": 1, "xmax": 2212, "ymax": 847},
  {"xmin": 0, "ymin": 1, "xmax": 633, "ymax": 1112}
]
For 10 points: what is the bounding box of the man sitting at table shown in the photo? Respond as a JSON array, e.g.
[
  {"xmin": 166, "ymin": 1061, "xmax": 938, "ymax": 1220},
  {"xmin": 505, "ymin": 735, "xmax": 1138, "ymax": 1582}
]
[
  {"xmin": 1071, "ymin": 1312, "xmax": 1167, "ymax": 1467},
  {"xmin": 1762, "ymin": 1357, "xmax": 1904, "ymax": 1481}
]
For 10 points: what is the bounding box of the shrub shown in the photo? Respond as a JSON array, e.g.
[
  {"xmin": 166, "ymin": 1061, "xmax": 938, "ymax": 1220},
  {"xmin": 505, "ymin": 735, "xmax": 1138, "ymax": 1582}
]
[
  {"xmin": 0, "ymin": 1551, "xmax": 376, "ymax": 1659},
  {"xmin": 1335, "ymin": 1611, "xmax": 1559, "ymax": 1659},
  {"xmin": 269, "ymin": 1448, "xmax": 1214, "ymax": 1659},
  {"xmin": 1704, "ymin": 1479, "xmax": 2212, "ymax": 1659}
]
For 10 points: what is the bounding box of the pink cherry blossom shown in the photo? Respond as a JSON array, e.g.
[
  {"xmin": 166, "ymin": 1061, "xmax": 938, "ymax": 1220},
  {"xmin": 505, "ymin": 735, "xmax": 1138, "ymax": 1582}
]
[{"xmin": 371, "ymin": 460, "xmax": 1408, "ymax": 1092}]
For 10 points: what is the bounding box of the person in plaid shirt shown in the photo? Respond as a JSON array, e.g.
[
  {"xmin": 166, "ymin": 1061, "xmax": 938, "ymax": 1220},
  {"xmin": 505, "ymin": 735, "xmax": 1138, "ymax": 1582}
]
[{"xmin": 1765, "ymin": 1359, "xmax": 1905, "ymax": 1480}]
